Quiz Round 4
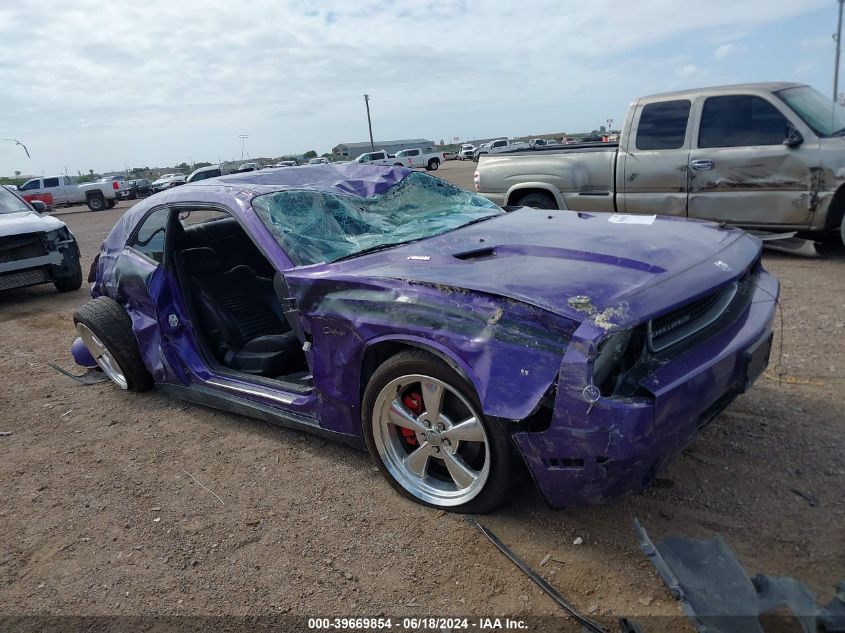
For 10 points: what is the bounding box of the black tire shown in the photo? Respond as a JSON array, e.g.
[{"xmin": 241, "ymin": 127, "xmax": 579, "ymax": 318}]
[
  {"xmin": 514, "ymin": 191, "xmax": 557, "ymax": 210},
  {"xmin": 86, "ymin": 193, "xmax": 106, "ymax": 212},
  {"xmin": 54, "ymin": 258, "xmax": 83, "ymax": 292},
  {"xmin": 426, "ymin": 159, "xmax": 439, "ymax": 171},
  {"xmin": 362, "ymin": 349, "xmax": 513, "ymax": 514},
  {"xmin": 841, "ymin": 221, "xmax": 844, "ymax": 248},
  {"xmin": 73, "ymin": 297, "xmax": 153, "ymax": 392},
  {"xmin": 394, "ymin": 162, "xmax": 404, "ymax": 167}
]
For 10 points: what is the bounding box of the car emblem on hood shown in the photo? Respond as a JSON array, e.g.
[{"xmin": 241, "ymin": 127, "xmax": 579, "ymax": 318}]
[{"xmin": 714, "ymin": 260, "xmax": 731, "ymax": 272}]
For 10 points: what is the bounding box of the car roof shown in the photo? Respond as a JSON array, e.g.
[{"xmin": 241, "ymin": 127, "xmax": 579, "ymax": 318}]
[
  {"xmin": 108, "ymin": 165, "xmax": 414, "ymax": 245},
  {"xmin": 640, "ymin": 81, "xmax": 805, "ymax": 101}
]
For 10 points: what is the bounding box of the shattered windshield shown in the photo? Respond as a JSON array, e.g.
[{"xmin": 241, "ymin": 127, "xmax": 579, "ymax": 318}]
[
  {"xmin": 252, "ymin": 172, "xmax": 503, "ymax": 265},
  {"xmin": 775, "ymin": 85, "xmax": 845, "ymax": 137},
  {"xmin": 0, "ymin": 185, "xmax": 31, "ymax": 215}
]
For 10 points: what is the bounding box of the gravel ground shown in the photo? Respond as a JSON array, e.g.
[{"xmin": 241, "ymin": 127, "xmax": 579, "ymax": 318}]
[{"xmin": 1, "ymin": 161, "xmax": 842, "ymax": 630}]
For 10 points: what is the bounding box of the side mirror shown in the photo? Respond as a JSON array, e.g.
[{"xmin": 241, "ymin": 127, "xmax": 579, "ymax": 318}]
[
  {"xmin": 30, "ymin": 200, "xmax": 47, "ymax": 213},
  {"xmin": 784, "ymin": 124, "xmax": 803, "ymax": 148}
]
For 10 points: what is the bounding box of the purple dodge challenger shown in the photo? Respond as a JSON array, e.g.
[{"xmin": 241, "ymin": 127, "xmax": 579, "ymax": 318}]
[{"xmin": 71, "ymin": 165, "xmax": 778, "ymax": 513}]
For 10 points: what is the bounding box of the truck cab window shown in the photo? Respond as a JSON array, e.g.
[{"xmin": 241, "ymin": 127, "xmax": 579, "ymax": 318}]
[
  {"xmin": 20, "ymin": 180, "xmax": 39, "ymax": 191},
  {"xmin": 636, "ymin": 100, "xmax": 691, "ymax": 150},
  {"xmin": 129, "ymin": 208, "xmax": 170, "ymax": 263},
  {"xmin": 698, "ymin": 95, "xmax": 789, "ymax": 148},
  {"xmin": 43, "ymin": 177, "xmax": 60, "ymax": 188}
]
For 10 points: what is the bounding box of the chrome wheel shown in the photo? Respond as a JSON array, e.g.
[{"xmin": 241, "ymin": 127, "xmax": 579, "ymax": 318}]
[
  {"xmin": 371, "ymin": 374, "xmax": 490, "ymax": 507},
  {"xmin": 76, "ymin": 322, "xmax": 128, "ymax": 390}
]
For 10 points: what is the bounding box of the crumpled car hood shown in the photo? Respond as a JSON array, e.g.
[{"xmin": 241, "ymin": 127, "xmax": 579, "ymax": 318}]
[
  {"xmin": 312, "ymin": 209, "xmax": 761, "ymax": 328},
  {"xmin": 0, "ymin": 211, "xmax": 66, "ymax": 237}
]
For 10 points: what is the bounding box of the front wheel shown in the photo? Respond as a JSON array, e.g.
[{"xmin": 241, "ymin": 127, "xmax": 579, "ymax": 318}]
[
  {"xmin": 54, "ymin": 258, "xmax": 83, "ymax": 292},
  {"xmin": 426, "ymin": 159, "xmax": 439, "ymax": 171},
  {"xmin": 362, "ymin": 350, "xmax": 512, "ymax": 513}
]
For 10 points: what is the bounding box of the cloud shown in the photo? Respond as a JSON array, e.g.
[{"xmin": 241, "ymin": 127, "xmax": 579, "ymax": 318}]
[
  {"xmin": 0, "ymin": 0, "xmax": 832, "ymax": 175},
  {"xmin": 714, "ymin": 43, "xmax": 738, "ymax": 59}
]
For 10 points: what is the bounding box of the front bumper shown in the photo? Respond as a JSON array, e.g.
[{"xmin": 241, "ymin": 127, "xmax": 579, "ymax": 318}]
[
  {"xmin": 513, "ymin": 269, "xmax": 779, "ymax": 508},
  {"xmin": 0, "ymin": 235, "xmax": 80, "ymax": 291}
]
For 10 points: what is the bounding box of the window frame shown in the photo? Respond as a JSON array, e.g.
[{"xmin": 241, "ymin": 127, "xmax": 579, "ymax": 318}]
[
  {"xmin": 696, "ymin": 93, "xmax": 791, "ymax": 149},
  {"xmin": 634, "ymin": 99, "xmax": 692, "ymax": 151},
  {"xmin": 126, "ymin": 206, "xmax": 171, "ymax": 265}
]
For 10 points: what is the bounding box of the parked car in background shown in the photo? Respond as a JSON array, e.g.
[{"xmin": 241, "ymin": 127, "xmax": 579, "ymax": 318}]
[
  {"xmin": 353, "ymin": 150, "xmax": 404, "ymax": 166},
  {"xmin": 443, "ymin": 150, "xmax": 458, "ymax": 161},
  {"xmin": 150, "ymin": 174, "xmax": 186, "ymax": 193},
  {"xmin": 17, "ymin": 175, "xmax": 124, "ymax": 211},
  {"xmin": 0, "ymin": 184, "xmax": 82, "ymax": 292},
  {"xmin": 69, "ymin": 164, "xmax": 777, "ymax": 512},
  {"xmin": 475, "ymin": 82, "xmax": 845, "ymax": 244},
  {"xmin": 393, "ymin": 147, "xmax": 446, "ymax": 171},
  {"xmin": 238, "ymin": 162, "xmax": 261, "ymax": 172},
  {"xmin": 308, "ymin": 157, "xmax": 329, "ymax": 165},
  {"xmin": 273, "ymin": 161, "xmax": 298, "ymax": 167},
  {"xmin": 458, "ymin": 145, "xmax": 476, "ymax": 160},
  {"xmin": 474, "ymin": 139, "xmax": 529, "ymax": 160},
  {"xmin": 187, "ymin": 165, "xmax": 222, "ymax": 183},
  {"xmin": 127, "ymin": 179, "xmax": 152, "ymax": 198}
]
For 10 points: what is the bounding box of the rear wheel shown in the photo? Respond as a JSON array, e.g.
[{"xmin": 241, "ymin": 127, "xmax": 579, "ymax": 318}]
[
  {"xmin": 426, "ymin": 159, "xmax": 439, "ymax": 171},
  {"xmin": 73, "ymin": 297, "xmax": 153, "ymax": 392},
  {"xmin": 514, "ymin": 191, "xmax": 557, "ymax": 209},
  {"xmin": 362, "ymin": 350, "xmax": 512, "ymax": 513},
  {"xmin": 86, "ymin": 193, "xmax": 106, "ymax": 212}
]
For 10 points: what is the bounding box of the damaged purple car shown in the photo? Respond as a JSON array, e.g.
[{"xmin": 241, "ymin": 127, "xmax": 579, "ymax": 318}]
[{"xmin": 71, "ymin": 165, "xmax": 778, "ymax": 513}]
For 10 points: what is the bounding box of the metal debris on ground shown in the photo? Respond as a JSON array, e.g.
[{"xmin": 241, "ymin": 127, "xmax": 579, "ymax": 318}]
[
  {"xmin": 464, "ymin": 515, "xmax": 608, "ymax": 633},
  {"xmin": 635, "ymin": 519, "xmax": 845, "ymax": 633},
  {"xmin": 48, "ymin": 363, "xmax": 109, "ymax": 385}
]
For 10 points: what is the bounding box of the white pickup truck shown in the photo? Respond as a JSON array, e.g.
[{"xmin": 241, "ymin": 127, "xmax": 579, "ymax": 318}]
[
  {"xmin": 353, "ymin": 150, "xmax": 405, "ymax": 166},
  {"xmin": 473, "ymin": 139, "xmax": 529, "ymax": 161},
  {"xmin": 16, "ymin": 175, "xmax": 125, "ymax": 211},
  {"xmin": 393, "ymin": 148, "xmax": 446, "ymax": 171}
]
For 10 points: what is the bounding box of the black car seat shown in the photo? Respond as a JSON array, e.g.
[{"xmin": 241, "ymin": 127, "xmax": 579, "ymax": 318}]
[{"xmin": 179, "ymin": 247, "xmax": 302, "ymax": 376}]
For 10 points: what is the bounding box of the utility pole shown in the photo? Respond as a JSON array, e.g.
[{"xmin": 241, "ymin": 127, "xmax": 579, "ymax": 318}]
[
  {"xmin": 836, "ymin": 0, "xmax": 844, "ymax": 103},
  {"xmin": 363, "ymin": 94, "xmax": 375, "ymax": 151},
  {"xmin": 239, "ymin": 135, "xmax": 248, "ymax": 161}
]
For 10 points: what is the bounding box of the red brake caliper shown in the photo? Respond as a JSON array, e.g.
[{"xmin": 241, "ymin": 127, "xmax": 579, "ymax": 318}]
[{"xmin": 401, "ymin": 391, "xmax": 423, "ymax": 446}]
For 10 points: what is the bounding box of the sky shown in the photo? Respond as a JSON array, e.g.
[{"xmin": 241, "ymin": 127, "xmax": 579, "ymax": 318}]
[{"xmin": 0, "ymin": 0, "xmax": 840, "ymax": 176}]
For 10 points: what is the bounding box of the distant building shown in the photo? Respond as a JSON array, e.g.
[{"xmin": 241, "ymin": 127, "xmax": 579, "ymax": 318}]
[{"xmin": 332, "ymin": 138, "xmax": 435, "ymax": 159}]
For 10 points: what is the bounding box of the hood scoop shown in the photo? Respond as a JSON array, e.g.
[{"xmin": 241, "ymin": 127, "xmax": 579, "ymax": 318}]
[{"xmin": 454, "ymin": 246, "xmax": 497, "ymax": 261}]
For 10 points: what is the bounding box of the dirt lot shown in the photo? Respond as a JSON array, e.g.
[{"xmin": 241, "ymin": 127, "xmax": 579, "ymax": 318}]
[{"xmin": 1, "ymin": 160, "xmax": 843, "ymax": 629}]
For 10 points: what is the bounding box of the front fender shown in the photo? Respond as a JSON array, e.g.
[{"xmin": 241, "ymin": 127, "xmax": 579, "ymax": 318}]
[{"xmin": 300, "ymin": 279, "xmax": 576, "ymax": 436}]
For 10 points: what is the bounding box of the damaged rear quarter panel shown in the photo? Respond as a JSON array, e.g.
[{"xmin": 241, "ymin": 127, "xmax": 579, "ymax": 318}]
[{"xmin": 289, "ymin": 274, "xmax": 576, "ymax": 436}]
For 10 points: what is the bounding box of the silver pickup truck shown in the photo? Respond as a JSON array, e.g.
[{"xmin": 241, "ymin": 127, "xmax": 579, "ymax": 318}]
[{"xmin": 475, "ymin": 82, "xmax": 845, "ymax": 244}]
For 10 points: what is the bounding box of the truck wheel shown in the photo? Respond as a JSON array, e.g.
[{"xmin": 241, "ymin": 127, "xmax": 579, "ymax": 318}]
[
  {"xmin": 106, "ymin": 199, "xmax": 117, "ymax": 209},
  {"xmin": 515, "ymin": 191, "xmax": 557, "ymax": 210},
  {"xmin": 73, "ymin": 297, "xmax": 153, "ymax": 392},
  {"xmin": 362, "ymin": 350, "xmax": 512, "ymax": 513},
  {"xmin": 841, "ymin": 220, "xmax": 844, "ymax": 248},
  {"xmin": 86, "ymin": 193, "xmax": 106, "ymax": 212},
  {"xmin": 394, "ymin": 162, "xmax": 404, "ymax": 167},
  {"xmin": 426, "ymin": 159, "xmax": 439, "ymax": 171},
  {"xmin": 54, "ymin": 258, "xmax": 83, "ymax": 292}
]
